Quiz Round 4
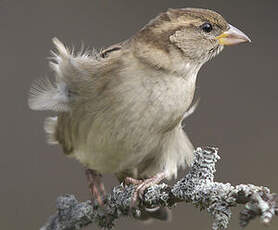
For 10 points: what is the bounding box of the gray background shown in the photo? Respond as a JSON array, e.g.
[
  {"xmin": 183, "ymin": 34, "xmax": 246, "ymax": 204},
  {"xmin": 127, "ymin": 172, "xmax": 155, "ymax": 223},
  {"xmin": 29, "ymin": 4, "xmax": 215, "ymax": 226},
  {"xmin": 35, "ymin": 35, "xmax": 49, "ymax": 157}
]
[{"xmin": 1, "ymin": 0, "xmax": 278, "ymax": 229}]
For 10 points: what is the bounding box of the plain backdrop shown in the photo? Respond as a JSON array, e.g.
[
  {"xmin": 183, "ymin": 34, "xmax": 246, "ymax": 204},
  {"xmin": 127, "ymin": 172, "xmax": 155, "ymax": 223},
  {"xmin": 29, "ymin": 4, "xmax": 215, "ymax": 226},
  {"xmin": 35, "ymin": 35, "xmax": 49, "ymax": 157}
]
[{"xmin": 1, "ymin": 0, "xmax": 278, "ymax": 229}]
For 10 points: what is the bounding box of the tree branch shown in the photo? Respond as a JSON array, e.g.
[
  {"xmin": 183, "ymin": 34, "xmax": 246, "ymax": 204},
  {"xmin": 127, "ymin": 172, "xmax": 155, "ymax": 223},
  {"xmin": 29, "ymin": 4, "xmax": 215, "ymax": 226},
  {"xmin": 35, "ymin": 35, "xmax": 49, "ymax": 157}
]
[{"xmin": 40, "ymin": 147, "xmax": 278, "ymax": 230}]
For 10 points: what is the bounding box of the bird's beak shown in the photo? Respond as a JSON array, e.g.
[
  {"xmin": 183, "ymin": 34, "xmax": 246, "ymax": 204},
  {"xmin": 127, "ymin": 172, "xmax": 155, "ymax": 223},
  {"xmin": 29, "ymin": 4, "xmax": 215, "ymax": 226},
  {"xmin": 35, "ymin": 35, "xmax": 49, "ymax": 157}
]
[{"xmin": 216, "ymin": 24, "xmax": 251, "ymax": 46}]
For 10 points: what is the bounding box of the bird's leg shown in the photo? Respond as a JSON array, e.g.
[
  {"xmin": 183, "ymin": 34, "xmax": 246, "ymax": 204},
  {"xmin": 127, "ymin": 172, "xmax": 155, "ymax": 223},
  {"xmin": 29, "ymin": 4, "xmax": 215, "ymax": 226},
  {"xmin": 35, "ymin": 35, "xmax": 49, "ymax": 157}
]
[
  {"xmin": 85, "ymin": 168, "xmax": 106, "ymax": 205},
  {"xmin": 125, "ymin": 172, "xmax": 165, "ymax": 206}
]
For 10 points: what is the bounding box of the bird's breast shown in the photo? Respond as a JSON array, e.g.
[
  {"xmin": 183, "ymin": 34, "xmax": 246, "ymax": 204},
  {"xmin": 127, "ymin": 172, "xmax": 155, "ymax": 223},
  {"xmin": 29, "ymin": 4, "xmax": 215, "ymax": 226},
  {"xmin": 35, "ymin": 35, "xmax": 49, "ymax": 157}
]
[
  {"xmin": 71, "ymin": 61, "xmax": 198, "ymax": 174},
  {"xmin": 116, "ymin": 63, "xmax": 198, "ymax": 134}
]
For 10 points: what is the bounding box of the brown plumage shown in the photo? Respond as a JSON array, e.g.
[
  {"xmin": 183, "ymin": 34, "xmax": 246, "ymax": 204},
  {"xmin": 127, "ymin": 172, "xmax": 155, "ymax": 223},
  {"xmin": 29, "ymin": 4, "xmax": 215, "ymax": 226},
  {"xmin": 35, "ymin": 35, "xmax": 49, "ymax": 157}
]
[{"xmin": 29, "ymin": 8, "xmax": 250, "ymax": 222}]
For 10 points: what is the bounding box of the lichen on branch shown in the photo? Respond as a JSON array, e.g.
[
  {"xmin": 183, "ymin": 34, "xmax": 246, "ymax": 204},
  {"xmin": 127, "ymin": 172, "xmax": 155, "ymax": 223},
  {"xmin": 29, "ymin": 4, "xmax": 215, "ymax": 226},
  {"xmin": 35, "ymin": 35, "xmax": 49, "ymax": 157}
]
[{"xmin": 40, "ymin": 147, "xmax": 278, "ymax": 230}]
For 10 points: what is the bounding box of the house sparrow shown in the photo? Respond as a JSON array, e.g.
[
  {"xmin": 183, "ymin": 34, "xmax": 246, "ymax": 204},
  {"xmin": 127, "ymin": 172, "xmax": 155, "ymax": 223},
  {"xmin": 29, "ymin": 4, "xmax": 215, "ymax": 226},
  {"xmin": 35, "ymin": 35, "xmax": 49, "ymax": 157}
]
[{"xmin": 29, "ymin": 8, "xmax": 250, "ymax": 221}]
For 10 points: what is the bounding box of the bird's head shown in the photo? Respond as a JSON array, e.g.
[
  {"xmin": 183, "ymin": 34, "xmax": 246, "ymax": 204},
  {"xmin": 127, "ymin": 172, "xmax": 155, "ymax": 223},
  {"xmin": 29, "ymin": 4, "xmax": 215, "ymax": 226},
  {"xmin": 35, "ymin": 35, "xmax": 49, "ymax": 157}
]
[
  {"xmin": 133, "ymin": 8, "xmax": 250, "ymax": 69},
  {"xmin": 167, "ymin": 8, "xmax": 251, "ymax": 63}
]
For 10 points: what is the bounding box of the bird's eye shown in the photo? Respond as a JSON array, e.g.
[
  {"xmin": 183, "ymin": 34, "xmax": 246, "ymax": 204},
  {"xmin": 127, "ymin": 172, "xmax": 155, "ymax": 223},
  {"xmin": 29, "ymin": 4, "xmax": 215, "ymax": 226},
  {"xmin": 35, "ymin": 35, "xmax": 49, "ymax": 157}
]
[{"xmin": 201, "ymin": 23, "xmax": 213, "ymax": 33}]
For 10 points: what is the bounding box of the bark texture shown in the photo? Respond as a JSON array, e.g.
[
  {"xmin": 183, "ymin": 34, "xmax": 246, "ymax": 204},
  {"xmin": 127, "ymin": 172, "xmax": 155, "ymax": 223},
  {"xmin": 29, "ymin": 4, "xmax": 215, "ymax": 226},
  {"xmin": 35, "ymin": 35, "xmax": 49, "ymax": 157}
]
[{"xmin": 40, "ymin": 147, "xmax": 278, "ymax": 230}]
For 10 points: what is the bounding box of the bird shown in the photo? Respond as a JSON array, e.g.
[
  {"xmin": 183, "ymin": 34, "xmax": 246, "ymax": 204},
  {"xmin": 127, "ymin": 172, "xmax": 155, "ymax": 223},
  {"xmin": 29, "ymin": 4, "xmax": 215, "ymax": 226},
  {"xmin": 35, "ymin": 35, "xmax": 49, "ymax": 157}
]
[{"xmin": 28, "ymin": 8, "xmax": 250, "ymax": 222}]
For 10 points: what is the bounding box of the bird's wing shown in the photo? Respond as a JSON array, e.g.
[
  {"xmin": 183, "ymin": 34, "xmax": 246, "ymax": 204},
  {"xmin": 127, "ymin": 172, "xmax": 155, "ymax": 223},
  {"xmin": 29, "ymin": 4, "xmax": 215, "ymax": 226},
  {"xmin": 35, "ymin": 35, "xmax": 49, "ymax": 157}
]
[
  {"xmin": 29, "ymin": 38, "xmax": 126, "ymax": 153},
  {"xmin": 28, "ymin": 38, "xmax": 106, "ymax": 153}
]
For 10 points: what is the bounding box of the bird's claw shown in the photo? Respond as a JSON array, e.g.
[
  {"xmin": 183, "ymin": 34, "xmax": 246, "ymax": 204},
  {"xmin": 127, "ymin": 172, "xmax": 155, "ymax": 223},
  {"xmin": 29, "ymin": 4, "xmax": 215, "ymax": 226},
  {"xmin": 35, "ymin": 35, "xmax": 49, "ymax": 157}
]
[{"xmin": 124, "ymin": 173, "xmax": 166, "ymax": 208}]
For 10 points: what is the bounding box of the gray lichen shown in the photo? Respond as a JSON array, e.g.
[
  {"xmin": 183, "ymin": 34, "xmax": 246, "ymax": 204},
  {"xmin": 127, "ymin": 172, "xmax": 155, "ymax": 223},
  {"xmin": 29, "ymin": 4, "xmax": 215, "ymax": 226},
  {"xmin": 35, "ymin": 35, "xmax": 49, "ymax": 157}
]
[{"xmin": 40, "ymin": 147, "xmax": 278, "ymax": 230}]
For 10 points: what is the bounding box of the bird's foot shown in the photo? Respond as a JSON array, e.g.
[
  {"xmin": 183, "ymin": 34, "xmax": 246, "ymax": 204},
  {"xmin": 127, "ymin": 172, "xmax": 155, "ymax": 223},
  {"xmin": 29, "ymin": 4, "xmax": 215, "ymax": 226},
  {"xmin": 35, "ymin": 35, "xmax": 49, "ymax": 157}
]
[
  {"xmin": 124, "ymin": 172, "xmax": 165, "ymax": 207},
  {"xmin": 85, "ymin": 168, "xmax": 106, "ymax": 206}
]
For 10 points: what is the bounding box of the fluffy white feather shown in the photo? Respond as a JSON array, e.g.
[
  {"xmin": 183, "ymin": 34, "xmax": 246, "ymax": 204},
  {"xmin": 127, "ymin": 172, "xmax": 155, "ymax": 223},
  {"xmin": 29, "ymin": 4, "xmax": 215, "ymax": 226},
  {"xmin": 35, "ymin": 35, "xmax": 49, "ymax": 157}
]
[{"xmin": 28, "ymin": 38, "xmax": 99, "ymax": 112}]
